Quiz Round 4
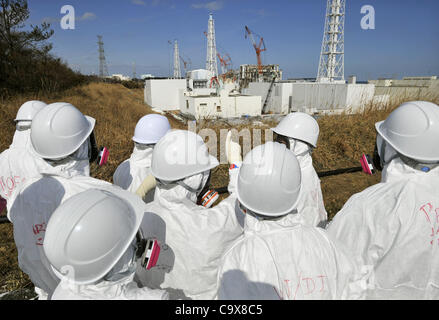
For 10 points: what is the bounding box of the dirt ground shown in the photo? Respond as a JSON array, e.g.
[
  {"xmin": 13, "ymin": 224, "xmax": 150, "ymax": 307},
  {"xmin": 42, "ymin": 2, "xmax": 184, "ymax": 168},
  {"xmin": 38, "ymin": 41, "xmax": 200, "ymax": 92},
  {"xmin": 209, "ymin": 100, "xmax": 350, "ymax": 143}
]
[{"xmin": 0, "ymin": 82, "xmax": 436, "ymax": 299}]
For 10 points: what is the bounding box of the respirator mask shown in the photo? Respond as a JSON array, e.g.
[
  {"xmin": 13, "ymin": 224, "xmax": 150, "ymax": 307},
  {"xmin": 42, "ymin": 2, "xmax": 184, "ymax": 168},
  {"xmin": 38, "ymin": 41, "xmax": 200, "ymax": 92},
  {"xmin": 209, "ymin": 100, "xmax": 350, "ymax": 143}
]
[
  {"xmin": 135, "ymin": 230, "xmax": 161, "ymax": 271},
  {"xmin": 89, "ymin": 131, "xmax": 109, "ymax": 166},
  {"xmin": 273, "ymin": 133, "xmax": 290, "ymax": 150},
  {"xmin": 174, "ymin": 170, "xmax": 219, "ymax": 208},
  {"xmin": 196, "ymin": 171, "xmax": 219, "ymax": 208}
]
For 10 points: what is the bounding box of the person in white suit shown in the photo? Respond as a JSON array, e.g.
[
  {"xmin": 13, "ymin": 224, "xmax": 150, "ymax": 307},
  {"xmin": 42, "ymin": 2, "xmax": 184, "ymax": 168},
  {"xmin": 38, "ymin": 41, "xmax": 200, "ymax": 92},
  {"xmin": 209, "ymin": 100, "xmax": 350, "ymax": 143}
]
[{"xmin": 328, "ymin": 101, "xmax": 439, "ymax": 299}]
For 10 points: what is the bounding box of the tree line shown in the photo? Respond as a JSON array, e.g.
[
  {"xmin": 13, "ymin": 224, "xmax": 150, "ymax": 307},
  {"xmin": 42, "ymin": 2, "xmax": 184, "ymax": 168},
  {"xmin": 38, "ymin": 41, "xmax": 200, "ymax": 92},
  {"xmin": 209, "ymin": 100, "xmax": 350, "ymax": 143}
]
[{"xmin": 0, "ymin": 0, "xmax": 90, "ymax": 98}]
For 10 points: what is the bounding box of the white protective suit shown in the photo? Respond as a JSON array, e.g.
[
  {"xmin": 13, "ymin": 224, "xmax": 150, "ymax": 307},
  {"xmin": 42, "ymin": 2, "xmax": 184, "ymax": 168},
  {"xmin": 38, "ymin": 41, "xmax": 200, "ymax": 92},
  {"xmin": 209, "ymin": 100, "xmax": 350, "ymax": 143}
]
[
  {"xmin": 135, "ymin": 166, "xmax": 243, "ymax": 300},
  {"xmin": 51, "ymin": 245, "xmax": 169, "ymax": 300},
  {"xmin": 0, "ymin": 128, "xmax": 50, "ymax": 212},
  {"xmin": 8, "ymin": 145, "xmax": 107, "ymax": 299},
  {"xmin": 327, "ymin": 157, "xmax": 439, "ymax": 299},
  {"xmin": 290, "ymin": 140, "xmax": 327, "ymax": 228},
  {"xmin": 52, "ymin": 274, "xmax": 169, "ymax": 300},
  {"xmin": 113, "ymin": 144, "xmax": 154, "ymax": 202},
  {"xmin": 216, "ymin": 210, "xmax": 366, "ymax": 300}
]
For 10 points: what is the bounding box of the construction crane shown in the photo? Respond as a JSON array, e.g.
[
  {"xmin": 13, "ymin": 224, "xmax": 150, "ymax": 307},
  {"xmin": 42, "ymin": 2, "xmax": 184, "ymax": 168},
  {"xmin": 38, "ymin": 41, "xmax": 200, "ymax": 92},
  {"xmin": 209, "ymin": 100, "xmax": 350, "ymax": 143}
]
[
  {"xmin": 217, "ymin": 52, "xmax": 232, "ymax": 81},
  {"xmin": 244, "ymin": 26, "xmax": 266, "ymax": 75},
  {"xmin": 180, "ymin": 55, "xmax": 192, "ymax": 75}
]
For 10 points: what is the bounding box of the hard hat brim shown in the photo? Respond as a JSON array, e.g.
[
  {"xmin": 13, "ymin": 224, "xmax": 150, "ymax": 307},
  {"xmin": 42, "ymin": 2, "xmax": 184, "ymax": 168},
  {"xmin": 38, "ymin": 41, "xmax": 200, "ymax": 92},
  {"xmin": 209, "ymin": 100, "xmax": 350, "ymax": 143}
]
[
  {"xmin": 132, "ymin": 136, "xmax": 159, "ymax": 145},
  {"xmin": 151, "ymin": 155, "xmax": 219, "ymax": 182},
  {"xmin": 270, "ymin": 127, "xmax": 318, "ymax": 148},
  {"xmin": 375, "ymin": 120, "xmax": 439, "ymax": 163}
]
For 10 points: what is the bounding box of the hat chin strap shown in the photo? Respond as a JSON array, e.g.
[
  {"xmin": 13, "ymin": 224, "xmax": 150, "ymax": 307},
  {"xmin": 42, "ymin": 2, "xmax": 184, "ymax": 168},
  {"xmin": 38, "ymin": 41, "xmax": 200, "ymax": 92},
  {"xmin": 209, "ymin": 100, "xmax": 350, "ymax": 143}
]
[{"xmin": 399, "ymin": 155, "xmax": 439, "ymax": 173}]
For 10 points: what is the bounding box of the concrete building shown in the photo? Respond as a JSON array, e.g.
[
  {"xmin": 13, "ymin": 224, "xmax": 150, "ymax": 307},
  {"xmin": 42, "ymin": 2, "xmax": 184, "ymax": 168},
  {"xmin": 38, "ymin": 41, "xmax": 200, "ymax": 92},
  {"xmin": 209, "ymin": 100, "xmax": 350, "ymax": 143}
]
[
  {"xmin": 144, "ymin": 79, "xmax": 186, "ymax": 110},
  {"xmin": 239, "ymin": 64, "xmax": 282, "ymax": 89},
  {"xmin": 243, "ymin": 81, "xmax": 375, "ymax": 115},
  {"xmin": 179, "ymin": 88, "xmax": 262, "ymax": 120},
  {"xmin": 369, "ymin": 76, "xmax": 439, "ymax": 101}
]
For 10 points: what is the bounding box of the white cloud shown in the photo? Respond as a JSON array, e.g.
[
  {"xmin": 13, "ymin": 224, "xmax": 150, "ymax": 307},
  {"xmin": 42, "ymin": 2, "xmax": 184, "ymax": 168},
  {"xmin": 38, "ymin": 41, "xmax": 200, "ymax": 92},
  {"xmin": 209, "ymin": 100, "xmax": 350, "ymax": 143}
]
[
  {"xmin": 192, "ymin": 1, "xmax": 223, "ymax": 11},
  {"xmin": 77, "ymin": 12, "xmax": 97, "ymax": 21},
  {"xmin": 131, "ymin": 0, "xmax": 146, "ymax": 6}
]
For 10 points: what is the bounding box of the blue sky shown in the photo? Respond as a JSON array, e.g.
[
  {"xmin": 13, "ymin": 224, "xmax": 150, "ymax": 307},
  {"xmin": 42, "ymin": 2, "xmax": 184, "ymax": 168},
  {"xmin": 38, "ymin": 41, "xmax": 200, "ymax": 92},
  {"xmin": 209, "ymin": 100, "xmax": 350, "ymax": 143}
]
[{"xmin": 27, "ymin": 0, "xmax": 439, "ymax": 80}]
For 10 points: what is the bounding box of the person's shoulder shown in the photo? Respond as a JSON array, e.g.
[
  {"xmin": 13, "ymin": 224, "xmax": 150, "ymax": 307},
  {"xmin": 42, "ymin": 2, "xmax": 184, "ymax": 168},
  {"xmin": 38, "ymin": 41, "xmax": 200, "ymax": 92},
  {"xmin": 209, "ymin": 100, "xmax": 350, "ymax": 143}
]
[
  {"xmin": 347, "ymin": 179, "xmax": 416, "ymax": 209},
  {"xmin": 0, "ymin": 146, "xmax": 11, "ymax": 156}
]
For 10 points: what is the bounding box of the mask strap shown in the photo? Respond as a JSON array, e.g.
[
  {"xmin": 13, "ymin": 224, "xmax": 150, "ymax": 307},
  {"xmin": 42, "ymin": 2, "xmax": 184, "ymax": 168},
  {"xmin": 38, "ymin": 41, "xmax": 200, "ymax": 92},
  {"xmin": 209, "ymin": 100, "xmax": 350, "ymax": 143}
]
[
  {"xmin": 135, "ymin": 142, "xmax": 155, "ymax": 150},
  {"xmin": 177, "ymin": 172, "xmax": 208, "ymax": 194},
  {"xmin": 274, "ymin": 133, "xmax": 291, "ymax": 150}
]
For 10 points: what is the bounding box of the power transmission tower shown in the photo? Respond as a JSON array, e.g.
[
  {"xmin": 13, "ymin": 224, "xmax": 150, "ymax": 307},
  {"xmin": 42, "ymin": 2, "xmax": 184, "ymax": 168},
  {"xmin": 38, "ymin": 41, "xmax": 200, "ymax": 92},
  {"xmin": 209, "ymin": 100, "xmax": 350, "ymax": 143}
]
[
  {"xmin": 206, "ymin": 13, "xmax": 218, "ymax": 77},
  {"xmin": 173, "ymin": 40, "xmax": 181, "ymax": 78},
  {"xmin": 97, "ymin": 35, "xmax": 109, "ymax": 78},
  {"xmin": 317, "ymin": 0, "xmax": 345, "ymax": 82},
  {"xmin": 132, "ymin": 62, "xmax": 136, "ymax": 79}
]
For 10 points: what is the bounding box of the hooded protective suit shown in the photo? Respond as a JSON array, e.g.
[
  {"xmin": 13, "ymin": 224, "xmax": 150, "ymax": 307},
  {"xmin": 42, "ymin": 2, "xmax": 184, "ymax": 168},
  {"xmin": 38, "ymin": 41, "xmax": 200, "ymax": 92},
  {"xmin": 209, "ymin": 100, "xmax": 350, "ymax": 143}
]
[
  {"xmin": 0, "ymin": 127, "xmax": 52, "ymax": 212},
  {"xmin": 216, "ymin": 210, "xmax": 366, "ymax": 300},
  {"xmin": 135, "ymin": 166, "xmax": 243, "ymax": 300},
  {"xmin": 113, "ymin": 144, "xmax": 154, "ymax": 202},
  {"xmin": 327, "ymin": 156, "xmax": 439, "ymax": 299},
  {"xmin": 51, "ymin": 243, "xmax": 169, "ymax": 300},
  {"xmin": 289, "ymin": 139, "xmax": 327, "ymax": 228},
  {"xmin": 51, "ymin": 274, "xmax": 169, "ymax": 300},
  {"xmin": 8, "ymin": 148, "xmax": 108, "ymax": 299}
]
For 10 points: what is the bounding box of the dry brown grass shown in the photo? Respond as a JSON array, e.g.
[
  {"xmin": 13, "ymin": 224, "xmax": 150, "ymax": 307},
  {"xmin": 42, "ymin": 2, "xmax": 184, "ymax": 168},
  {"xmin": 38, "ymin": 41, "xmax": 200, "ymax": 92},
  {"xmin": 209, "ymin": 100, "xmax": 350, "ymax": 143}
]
[{"xmin": 0, "ymin": 82, "xmax": 438, "ymax": 297}]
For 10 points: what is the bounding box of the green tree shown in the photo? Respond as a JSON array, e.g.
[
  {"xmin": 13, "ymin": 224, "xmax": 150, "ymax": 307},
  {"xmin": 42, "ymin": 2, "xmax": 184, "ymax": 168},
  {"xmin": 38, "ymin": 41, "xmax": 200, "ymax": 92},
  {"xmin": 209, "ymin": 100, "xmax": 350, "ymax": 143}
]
[
  {"xmin": 0, "ymin": 0, "xmax": 86, "ymax": 97},
  {"xmin": 0, "ymin": 0, "xmax": 53, "ymax": 54}
]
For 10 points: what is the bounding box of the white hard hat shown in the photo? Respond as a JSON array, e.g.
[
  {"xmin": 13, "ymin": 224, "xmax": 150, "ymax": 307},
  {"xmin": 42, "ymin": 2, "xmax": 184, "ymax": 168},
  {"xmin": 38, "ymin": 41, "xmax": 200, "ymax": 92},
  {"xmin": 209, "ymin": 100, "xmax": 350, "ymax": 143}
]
[
  {"xmin": 31, "ymin": 102, "xmax": 95, "ymax": 159},
  {"xmin": 271, "ymin": 112, "xmax": 320, "ymax": 148},
  {"xmin": 15, "ymin": 100, "xmax": 47, "ymax": 122},
  {"xmin": 237, "ymin": 142, "xmax": 302, "ymax": 217},
  {"xmin": 376, "ymin": 101, "xmax": 439, "ymax": 163},
  {"xmin": 132, "ymin": 114, "xmax": 171, "ymax": 144},
  {"xmin": 151, "ymin": 130, "xmax": 219, "ymax": 181},
  {"xmin": 43, "ymin": 188, "xmax": 145, "ymax": 285}
]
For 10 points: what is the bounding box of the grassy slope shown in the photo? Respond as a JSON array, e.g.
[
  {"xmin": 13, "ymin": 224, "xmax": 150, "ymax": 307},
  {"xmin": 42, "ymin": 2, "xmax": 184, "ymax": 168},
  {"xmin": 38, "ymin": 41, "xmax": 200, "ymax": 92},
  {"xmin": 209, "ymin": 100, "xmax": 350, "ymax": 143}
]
[{"xmin": 0, "ymin": 82, "xmax": 437, "ymax": 296}]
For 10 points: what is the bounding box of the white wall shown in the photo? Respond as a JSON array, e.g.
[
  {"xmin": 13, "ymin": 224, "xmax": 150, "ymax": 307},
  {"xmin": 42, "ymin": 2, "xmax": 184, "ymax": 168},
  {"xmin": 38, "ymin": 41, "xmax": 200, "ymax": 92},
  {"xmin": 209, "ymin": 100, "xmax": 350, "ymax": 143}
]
[
  {"xmin": 345, "ymin": 84, "xmax": 375, "ymax": 112},
  {"xmin": 243, "ymin": 82, "xmax": 288, "ymax": 114},
  {"xmin": 144, "ymin": 79, "xmax": 187, "ymax": 111},
  {"xmin": 181, "ymin": 93, "xmax": 261, "ymax": 120},
  {"xmin": 290, "ymin": 83, "xmax": 375, "ymax": 114}
]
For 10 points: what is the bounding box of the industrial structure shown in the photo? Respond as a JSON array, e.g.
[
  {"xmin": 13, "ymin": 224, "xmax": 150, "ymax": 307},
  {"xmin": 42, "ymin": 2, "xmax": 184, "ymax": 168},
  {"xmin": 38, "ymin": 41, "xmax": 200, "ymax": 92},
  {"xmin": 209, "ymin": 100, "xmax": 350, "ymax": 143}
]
[
  {"xmin": 238, "ymin": 26, "xmax": 282, "ymax": 89},
  {"xmin": 369, "ymin": 76, "xmax": 439, "ymax": 104},
  {"xmin": 144, "ymin": 2, "xmax": 434, "ymax": 120},
  {"xmin": 245, "ymin": 26, "xmax": 266, "ymax": 78},
  {"xmin": 173, "ymin": 40, "xmax": 181, "ymax": 79},
  {"xmin": 97, "ymin": 35, "xmax": 109, "ymax": 78},
  {"xmin": 145, "ymin": 13, "xmax": 263, "ymax": 119},
  {"xmin": 317, "ymin": 0, "xmax": 346, "ymax": 82},
  {"xmin": 242, "ymin": 0, "xmax": 373, "ymax": 116},
  {"xmin": 180, "ymin": 55, "xmax": 192, "ymax": 77},
  {"xmin": 239, "ymin": 64, "xmax": 282, "ymax": 89},
  {"xmin": 206, "ymin": 13, "xmax": 218, "ymax": 77}
]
